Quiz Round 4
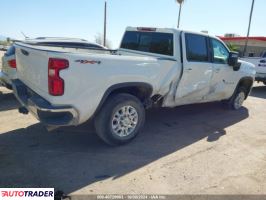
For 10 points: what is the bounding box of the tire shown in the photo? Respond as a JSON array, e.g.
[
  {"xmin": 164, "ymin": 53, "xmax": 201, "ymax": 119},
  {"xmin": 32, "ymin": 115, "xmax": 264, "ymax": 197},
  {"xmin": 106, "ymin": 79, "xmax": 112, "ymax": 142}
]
[
  {"xmin": 94, "ymin": 93, "xmax": 145, "ymax": 146},
  {"xmin": 225, "ymin": 87, "xmax": 247, "ymax": 110},
  {"xmin": 263, "ymin": 81, "xmax": 266, "ymax": 86}
]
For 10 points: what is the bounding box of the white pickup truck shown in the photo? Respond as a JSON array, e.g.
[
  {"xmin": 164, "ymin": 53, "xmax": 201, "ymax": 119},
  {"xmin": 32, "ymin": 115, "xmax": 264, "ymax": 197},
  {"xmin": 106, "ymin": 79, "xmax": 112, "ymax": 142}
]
[
  {"xmin": 241, "ymin": 51, "xmax": 266, "ymax": 84},
  {"xmin": 12, "ymin": 27, "xmax": 255, "ymax": 145}
]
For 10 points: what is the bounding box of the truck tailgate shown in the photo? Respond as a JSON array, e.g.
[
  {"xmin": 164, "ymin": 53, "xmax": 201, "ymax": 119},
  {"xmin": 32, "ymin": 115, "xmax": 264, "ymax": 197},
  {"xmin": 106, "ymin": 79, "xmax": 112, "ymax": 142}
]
[{"xmin": 15, "ymin": 43, "xmax": 51, "ymax": 95}]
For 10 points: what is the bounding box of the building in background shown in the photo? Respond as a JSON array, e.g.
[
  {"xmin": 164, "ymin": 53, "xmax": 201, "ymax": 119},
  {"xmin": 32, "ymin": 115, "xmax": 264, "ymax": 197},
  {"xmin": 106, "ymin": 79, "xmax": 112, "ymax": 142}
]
[{"xmin": 220, "ymin": 34, "xmax": 266, "ymax": 57}]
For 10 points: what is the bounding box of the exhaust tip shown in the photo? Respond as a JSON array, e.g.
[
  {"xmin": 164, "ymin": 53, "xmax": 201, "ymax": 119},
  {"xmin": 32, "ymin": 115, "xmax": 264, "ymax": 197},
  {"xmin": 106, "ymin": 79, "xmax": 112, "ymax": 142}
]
[{"xmin": 18, "ymin": 107, "xmax": 29, "ymax": 115}]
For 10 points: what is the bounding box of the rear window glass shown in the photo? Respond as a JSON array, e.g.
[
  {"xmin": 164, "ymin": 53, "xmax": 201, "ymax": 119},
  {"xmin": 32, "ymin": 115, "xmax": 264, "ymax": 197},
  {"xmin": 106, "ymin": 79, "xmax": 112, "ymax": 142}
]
[
  {"xmin": 185, "ymin": 33, "xmax": 209, "ymax": 62},
  {"xmin": 121, "ymin": 31, "xmax": 173, "ymax": 56},
  {"xmin": 5, "ymin": 45, "xmax": 15, "ymax": 56}
]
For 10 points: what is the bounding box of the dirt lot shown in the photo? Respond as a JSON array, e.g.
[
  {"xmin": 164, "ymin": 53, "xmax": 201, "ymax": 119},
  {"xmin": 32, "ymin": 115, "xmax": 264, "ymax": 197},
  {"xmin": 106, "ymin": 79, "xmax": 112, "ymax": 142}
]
[{"xmin": 0, "ymin": 50, "xmax": 266, "ymax": 196}]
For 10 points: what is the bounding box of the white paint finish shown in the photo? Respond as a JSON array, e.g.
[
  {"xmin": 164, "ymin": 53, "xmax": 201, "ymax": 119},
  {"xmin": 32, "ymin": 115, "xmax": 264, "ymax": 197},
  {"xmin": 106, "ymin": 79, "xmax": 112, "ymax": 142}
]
[
  {"xmin": 173, "ymin": 32, "xmax": 213, "ymax": 105},
  {"xmin": 1, "ymin": 38, "xmax": 107, "ymax": 87},
  {"xmin": 241, "ymin": 57, "xmax": 266, "ymax": 79},
  {"xmin": 16, "ymin": 46, "xmax": 49, "ymax": 94},
  {"xmin": 13, "ymin": 28, "xmax": 256, "ymax": 125},
  {"xmin": 15, "ymin": 44, "xmax": 178, "ymax": 124},
  {"xmin": 208, "ymin": 62, "xmax": 241, "ymax": 102}
]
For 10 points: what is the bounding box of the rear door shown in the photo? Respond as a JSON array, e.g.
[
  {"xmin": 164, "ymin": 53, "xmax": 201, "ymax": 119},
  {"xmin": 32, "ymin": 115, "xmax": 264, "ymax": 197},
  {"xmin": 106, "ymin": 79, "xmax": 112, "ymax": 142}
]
[{"xmin": 174, "ymin": 32, "xmax": 213, "ymax": 105}]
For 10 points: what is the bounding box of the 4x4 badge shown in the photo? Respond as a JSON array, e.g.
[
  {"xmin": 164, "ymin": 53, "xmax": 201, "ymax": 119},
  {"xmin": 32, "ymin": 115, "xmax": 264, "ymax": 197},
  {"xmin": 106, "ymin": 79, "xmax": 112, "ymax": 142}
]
[{"xmin": 75, "ymin": 60, "xmax": 101, "ymax": 64}]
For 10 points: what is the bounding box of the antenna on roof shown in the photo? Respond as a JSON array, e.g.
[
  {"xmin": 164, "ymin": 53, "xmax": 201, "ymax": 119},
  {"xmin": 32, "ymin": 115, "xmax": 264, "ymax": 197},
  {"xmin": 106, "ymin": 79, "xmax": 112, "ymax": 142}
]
[{"xmin": 21, "ymin": 31, "xmax": 29, "ymax": 39}]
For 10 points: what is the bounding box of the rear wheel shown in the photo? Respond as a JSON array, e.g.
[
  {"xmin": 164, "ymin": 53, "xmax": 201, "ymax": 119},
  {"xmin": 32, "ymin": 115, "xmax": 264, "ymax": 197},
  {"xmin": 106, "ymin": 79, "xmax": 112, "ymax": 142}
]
[
  {"xmin": 94, "ymin": 93, "xmax": 145, "ymax": 146},
  {"xmin": 225, "ymin": 87, "xmax": 247, "ymax": 110}
]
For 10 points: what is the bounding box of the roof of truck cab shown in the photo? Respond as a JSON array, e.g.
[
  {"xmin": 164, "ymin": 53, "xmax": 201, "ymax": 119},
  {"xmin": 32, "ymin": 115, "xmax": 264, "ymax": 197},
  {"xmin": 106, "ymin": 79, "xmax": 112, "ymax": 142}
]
[
  {"xmin": 126, "ymin": 26, "xmax": 181, "ymax": 34},
  {"xmin": 125, "ymin": 27, "xmax": 211, "ymax": 37}
]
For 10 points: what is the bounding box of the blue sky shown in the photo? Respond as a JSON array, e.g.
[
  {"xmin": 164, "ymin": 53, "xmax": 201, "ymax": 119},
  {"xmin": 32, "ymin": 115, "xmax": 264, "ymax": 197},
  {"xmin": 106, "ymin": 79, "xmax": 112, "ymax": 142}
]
[{"xmin": 0, "ymin": 0, "xmax": 265, "ymax": 48}]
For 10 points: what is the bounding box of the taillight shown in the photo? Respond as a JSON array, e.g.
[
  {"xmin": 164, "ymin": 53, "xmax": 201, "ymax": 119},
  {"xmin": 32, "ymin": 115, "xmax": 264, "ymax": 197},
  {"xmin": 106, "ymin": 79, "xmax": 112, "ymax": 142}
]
[
  {"xmin": 8, "ymin": 59, "xmax": 16, "ymax": 68},
  {"xmin": 48, "ymin": 58, "xmax": 69, "ymax": 96}
]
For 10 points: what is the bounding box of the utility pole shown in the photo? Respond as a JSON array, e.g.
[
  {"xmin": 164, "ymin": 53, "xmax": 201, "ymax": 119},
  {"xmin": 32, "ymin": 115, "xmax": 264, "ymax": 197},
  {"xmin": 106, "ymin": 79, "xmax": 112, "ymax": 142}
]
[
  {"xmin": 176, "ymin": 0, "xmax": 185, "ymax": 29},
  {"xmin": 103, "ymin": 1, "xmax": 107, "ymax": 47},
  {"xmin": 177, "ymin": 3, "xmax": 182, "ymax": 28},
  {"xmin": 243, "ymin": 0, "xmax": 255, "ymax": 57}
]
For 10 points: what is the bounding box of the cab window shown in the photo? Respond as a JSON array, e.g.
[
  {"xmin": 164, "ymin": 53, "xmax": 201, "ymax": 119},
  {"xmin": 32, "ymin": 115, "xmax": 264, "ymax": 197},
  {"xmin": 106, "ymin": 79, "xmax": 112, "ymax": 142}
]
[{"xmin": 211, "ymin": 39, "xmax": 229, "ymax": 64}]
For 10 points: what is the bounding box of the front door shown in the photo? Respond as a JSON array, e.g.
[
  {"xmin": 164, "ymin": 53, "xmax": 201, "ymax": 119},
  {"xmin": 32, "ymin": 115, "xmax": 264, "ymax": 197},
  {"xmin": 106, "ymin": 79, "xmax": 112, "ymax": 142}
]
[{"xmin": 207, "ymin": 38, "xmax": 237, "ymax": 101}]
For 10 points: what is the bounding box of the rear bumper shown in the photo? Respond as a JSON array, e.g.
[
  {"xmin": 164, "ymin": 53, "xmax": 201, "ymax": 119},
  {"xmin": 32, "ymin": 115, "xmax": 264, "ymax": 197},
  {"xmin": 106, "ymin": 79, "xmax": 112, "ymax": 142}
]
[
  {"xmin": 0, "ymin": 71, "xmax": 12, "ymax": 89},
  {"xmin": 12, "ymin": 79, "xmax": 79, "ymax": 126}
]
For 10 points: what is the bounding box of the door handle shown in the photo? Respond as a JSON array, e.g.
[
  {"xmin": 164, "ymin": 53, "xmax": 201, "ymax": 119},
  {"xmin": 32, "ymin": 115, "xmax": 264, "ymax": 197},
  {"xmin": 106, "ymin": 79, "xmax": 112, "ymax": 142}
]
[{"xmin": 186, "ymin": 68, "xmax": 193, "ymax": 71}]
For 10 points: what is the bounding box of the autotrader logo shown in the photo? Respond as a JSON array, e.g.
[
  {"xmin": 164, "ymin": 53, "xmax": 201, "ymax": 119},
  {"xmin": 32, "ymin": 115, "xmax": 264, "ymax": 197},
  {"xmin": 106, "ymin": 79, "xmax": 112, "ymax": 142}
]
[{"xmin": 0, "ymin": 188, "xmax": 54, "ymax": 200}]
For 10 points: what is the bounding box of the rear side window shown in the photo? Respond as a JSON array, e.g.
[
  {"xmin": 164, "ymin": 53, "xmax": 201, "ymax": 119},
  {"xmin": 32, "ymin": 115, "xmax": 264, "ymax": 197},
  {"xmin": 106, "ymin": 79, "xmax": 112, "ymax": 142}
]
[
  {"xmin": 185, "ymin": 33, "xmax": 209, "ymax": 62},
  {"xmin": 5, "ymin": 45, "xmax": 15, "ymax": 56},
  {"xmin": 121, "ymin": 31, "xmax": 173, "ymax": 56}
]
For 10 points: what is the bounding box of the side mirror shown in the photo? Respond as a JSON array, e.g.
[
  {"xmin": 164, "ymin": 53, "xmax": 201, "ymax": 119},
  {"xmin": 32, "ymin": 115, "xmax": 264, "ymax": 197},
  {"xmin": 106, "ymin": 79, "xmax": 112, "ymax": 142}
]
[{"xmin": 228, "ymin": 52, "xmax": 240, "ymax": 71}]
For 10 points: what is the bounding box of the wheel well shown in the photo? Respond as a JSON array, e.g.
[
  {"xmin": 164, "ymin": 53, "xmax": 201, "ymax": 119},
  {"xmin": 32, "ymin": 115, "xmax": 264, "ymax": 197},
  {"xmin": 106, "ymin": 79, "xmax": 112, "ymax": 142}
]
[
  {"xmin": 94, "ymin": 83, "xmax": 153, "ymax": 116},
  {"xmin": 238, "ymin": 77, "xmax": 253, "ymax": 98},
  {"xmin": 109, "ymin": 86, "xmax": 152, "ymax": 102}
]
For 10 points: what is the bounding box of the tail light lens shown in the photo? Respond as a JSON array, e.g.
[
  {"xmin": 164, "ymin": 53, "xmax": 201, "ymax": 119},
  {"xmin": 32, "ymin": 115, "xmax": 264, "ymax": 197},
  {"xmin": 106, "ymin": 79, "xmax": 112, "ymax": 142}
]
[
  {"xmin": 48, "ymin": 58, "xmax": 69, "ymax": 96},
  {"xmin": 8, "ymin": 59, "xmax": 16, "ymax": 68}
]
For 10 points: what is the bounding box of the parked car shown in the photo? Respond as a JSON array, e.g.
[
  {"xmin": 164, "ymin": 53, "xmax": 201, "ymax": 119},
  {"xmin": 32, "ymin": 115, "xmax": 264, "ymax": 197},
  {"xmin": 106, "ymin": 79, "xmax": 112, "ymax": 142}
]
[
  {"xmin": 0, "ymin": 45, "xmax": 16, "ymax": 89},
  {"xmin": 12, "ymin": 27, "xmax": 255, "ymax": 145},
  {"xmin": 0, "ymin": 45, "xmax": 9, "ymax": 51},
  {"xmin": 0, "ymin": 37, "xmax": 107, "ymax": 89},
  {"xmin": 241, "ymin": 51, "xmax": 266, "ymax": 84}
]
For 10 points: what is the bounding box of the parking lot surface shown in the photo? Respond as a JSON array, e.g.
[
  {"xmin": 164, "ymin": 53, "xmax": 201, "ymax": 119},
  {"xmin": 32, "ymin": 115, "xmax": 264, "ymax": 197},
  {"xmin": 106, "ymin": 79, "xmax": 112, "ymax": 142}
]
[{"xmin": 0, "ymin": 50, "xmax": 266, "ymax": 195}]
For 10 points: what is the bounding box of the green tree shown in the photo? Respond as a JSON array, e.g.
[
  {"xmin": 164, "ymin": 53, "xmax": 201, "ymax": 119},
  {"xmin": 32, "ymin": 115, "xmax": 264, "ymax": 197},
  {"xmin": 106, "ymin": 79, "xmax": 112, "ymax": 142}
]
[
  {"xmin": 95, "ymin": 33, "xmax": 112, "ymax": 49},
  {"xmin": 6, "ymin": 37, "xmax": 10, "ymax": 44},
  {"xmin": 227, "ymin": 43, "xmax": 239, "ymax": 52},
  {"xmin": 0, "ymin": 41, "xmax": 8, "ymax": 46}
]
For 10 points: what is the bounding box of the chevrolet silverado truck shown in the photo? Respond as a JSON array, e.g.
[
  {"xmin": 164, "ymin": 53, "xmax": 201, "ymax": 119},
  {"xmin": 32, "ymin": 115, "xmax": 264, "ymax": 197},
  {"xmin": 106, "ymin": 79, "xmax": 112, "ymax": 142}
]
[
  {"xmin": 241, "ymin": 51, "xmax": 266, "ymax": 84},
  {"xmin": 12, "ymin": 27, "xmax": 256, "ymax": 145}
]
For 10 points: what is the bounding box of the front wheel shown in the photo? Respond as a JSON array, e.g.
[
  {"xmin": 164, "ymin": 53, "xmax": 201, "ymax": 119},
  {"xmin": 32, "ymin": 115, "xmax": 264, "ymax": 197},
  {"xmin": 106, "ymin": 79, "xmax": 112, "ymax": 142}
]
[
  {"xmin": 225, "ymin": 87, "xmax": 247, "ymax": 110},
  {"xmin": 263, "ymin": 81, "xmax": 266, "ymax": 85},
  {"xmin": 94, "ymin": 93, "xmax": 145, "ymax": 146}
]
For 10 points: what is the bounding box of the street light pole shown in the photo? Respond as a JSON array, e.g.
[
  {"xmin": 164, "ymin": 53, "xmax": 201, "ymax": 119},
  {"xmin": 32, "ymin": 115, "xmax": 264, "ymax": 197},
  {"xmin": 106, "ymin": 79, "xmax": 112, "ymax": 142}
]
[
  {"xmin": 243, "ymin": 0, "xmax": 255, "ymax": 57},
  {"xmin": 103, "ymin": 1, "xmax": 107, "ymax": 47}
]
